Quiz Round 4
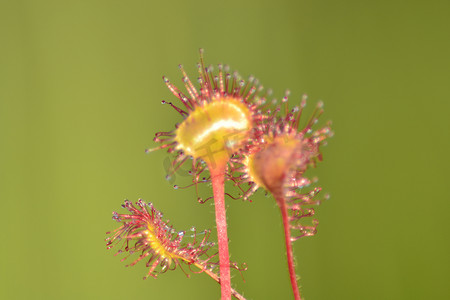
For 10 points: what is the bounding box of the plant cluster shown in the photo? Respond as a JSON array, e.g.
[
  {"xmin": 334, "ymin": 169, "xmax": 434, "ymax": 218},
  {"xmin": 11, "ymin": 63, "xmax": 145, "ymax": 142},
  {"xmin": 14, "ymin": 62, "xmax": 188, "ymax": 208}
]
[{"xmin": 106, "ymin": 50, "xmax": 332, "ymax": 300}]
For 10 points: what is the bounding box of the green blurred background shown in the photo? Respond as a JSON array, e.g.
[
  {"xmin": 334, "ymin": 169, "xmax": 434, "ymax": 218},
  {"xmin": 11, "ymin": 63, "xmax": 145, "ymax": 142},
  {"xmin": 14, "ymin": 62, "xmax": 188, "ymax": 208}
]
[{"xmin": 1, "ymin": 1, "xmax": 449, "ymax": 299}]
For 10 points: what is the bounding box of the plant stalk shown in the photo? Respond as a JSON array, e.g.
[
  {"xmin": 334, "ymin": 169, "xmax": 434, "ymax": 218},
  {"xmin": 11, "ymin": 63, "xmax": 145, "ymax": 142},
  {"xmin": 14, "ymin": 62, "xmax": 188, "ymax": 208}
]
[
  {"xmin": 277, "ymin": 196, "xmax": 302, "ymax": 300},
  {"xmin": 209, "ymin": 162, "xmax": 231, "ymax": 300},
  {"xmin": 193, "ymin": 262, "xmax": 246, "ymax": 300}
]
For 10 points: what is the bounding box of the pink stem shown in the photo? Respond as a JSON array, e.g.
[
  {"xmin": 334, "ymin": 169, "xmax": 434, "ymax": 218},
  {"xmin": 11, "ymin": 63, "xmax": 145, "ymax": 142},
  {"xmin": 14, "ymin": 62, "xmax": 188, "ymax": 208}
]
[
  {"xmin": 196, "ymin": 263, "xmax": 246, "ymax": 300},
  {"xmin": 209, "ymin": 163, "xmax": 231, "ymax": 300},
  {"xmin": 278, "ymin": 196, "xmax": 302, "ymax": 300}
]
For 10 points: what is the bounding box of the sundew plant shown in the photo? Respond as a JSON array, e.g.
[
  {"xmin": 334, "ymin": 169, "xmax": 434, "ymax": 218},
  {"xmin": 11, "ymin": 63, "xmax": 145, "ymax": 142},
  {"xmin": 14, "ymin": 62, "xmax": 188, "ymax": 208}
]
[{"xmin": 106, "ymin": 49, "xmax": 332, "ymax": 300}]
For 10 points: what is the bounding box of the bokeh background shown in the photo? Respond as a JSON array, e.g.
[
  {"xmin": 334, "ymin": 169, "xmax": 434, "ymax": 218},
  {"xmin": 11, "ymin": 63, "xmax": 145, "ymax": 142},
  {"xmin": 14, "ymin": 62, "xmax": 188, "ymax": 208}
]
[{"xmin": 1, "ymin": 1, "xmax": 449, "ymax": 299}]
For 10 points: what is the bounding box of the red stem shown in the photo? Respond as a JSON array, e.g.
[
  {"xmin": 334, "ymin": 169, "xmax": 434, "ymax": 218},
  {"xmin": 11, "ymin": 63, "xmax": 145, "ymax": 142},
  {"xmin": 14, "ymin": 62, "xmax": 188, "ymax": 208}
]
[
  {"xmin": 209, "ymin": 163, "xmax": 231, "ymax": 300},
  {"xmin": 278, "ymin": 196, "xmax": 302, "ymax": 300}
]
